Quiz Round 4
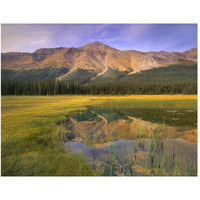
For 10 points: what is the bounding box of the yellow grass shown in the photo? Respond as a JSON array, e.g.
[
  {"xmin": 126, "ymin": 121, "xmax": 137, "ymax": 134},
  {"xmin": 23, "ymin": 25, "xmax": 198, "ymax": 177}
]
[{"xmin": 1, "ymin": 95, "xmax": 197, "ymax": 176}]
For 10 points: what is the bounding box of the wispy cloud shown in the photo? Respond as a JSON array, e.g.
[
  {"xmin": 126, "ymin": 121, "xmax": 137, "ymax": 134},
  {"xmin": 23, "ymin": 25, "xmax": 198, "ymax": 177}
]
[
  {"xmin": 1, "ymin": 24, "xmax": 53, "ymax": 52},
  {"xmin": 1, "ymin": 24, "xmax": 197, "ymax": 53}
]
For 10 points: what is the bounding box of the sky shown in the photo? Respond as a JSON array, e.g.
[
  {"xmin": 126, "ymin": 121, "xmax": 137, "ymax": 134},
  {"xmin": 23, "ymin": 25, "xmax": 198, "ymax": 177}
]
[{"xmin": 1, "ymin": 24, "xmax": 197, "ymax": 53}]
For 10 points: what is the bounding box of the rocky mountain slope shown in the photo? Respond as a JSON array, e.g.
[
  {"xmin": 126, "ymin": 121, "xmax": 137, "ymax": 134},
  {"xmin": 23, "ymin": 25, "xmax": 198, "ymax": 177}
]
[{"xmin": 1, "ymin": 42, "xmax": 197, "ymax": 81}]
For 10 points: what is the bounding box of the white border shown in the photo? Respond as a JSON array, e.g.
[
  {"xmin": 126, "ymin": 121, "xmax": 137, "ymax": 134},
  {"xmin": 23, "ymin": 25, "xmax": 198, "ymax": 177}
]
[{"xmin": 0, "ymin": 0, "xmax": 200, "ymax": 200}]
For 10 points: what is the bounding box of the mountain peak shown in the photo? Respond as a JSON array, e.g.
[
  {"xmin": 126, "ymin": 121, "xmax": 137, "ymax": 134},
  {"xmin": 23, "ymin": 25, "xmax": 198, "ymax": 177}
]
[
  {"xmin": 33, "ymin": 47, "xmax": 65, "ymax": 54},
  {"xmin": 89, "ymin": 41, "xmax": 105, "ymax": 45},
  {"xmin": 81, "ymin": 41, "xmax": 110, "ymax": 48},
  {"xmin": 80, "ymin": 41, "xmax": 118, "ymax": 52}
]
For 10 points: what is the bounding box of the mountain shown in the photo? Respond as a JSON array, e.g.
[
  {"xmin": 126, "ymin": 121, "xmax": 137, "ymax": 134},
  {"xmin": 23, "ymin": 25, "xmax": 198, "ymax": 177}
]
[{"xmin": 1, "ymin": 42, "xmax": 197, "ymax": 82}]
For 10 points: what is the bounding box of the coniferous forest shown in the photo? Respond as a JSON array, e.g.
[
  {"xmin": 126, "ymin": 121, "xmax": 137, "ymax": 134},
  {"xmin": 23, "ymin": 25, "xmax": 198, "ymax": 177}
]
[
  {"xmin": 1, "ymin": 78, "xmax": 197, "ymax": 95},
  {"xmin": 1, "ymin": 63, "xmax": 197, "ymax": 95}
]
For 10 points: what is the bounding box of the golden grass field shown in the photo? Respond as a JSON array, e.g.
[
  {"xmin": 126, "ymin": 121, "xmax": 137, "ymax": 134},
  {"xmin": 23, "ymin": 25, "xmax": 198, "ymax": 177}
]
[{"xmin": 1, "ymin": 95, "xmax": 197, "ymax": 176}]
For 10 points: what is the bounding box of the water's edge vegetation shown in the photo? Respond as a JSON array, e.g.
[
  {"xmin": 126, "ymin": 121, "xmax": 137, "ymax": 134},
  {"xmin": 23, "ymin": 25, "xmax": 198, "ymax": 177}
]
[
  {"xmin": 1, "ymin": 95, "xmax": 197, "ymax": 176},
  {"xmin": 64, "ymin": 99, "xmax": 197, "ymax": 175}
]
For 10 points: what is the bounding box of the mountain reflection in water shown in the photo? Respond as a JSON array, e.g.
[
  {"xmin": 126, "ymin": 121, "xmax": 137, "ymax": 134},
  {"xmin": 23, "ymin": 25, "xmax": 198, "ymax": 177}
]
[{"xmin": 65, "ymin": 104, "xmax": 197, "ymax": 176}]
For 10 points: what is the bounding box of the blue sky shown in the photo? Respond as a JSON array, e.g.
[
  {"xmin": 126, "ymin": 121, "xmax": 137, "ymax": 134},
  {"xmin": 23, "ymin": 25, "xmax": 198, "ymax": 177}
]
[{"xmin": 1, "ymin": 24, "xmax": 197, "ymax": 53}]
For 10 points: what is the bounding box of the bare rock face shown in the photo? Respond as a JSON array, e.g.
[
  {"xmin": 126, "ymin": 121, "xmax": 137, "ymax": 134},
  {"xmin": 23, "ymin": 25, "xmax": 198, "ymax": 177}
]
[
  {"xmin": 32, "ymin": 47, "xmax": 65, "ymax": 62},
  {"xmin": 183, "ymin": 48, "xmax": 197, "ymax": 61},
  {"xmin": 1, "ymin": 42, "xmax": 197, "ymax": 75},
  {"xmin": 1, "ymin": 52, "xmax": 35, "ymax": 70}
]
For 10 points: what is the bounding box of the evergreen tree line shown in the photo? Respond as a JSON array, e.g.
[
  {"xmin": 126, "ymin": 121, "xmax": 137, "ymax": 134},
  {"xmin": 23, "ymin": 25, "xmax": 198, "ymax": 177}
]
[{"xmin": 1, "ymin": 78, "xmax": 197, "ymax": 95}]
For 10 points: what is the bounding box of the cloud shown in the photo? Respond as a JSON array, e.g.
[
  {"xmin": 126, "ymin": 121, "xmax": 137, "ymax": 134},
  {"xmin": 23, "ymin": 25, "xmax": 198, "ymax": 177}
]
[
  {"xmin": 1, "ymin": 24, "xmax": 53, "ymax": 52},
  {"xmin": 1, "ymin": 24, "xmax": 197, "ymax": 53}
]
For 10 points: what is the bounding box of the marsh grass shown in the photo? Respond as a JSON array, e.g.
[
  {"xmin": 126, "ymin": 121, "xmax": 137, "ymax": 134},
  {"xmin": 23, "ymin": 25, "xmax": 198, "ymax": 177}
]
[
  {"xmin": 1, "ymin": 95, "xmax": 110, "ymax": 176},
  {"xmin": 101, "ymin": 107, "xmax": 196, "ymax": 176},
  {"xmin": 97, "ymin": 122, "xmax": 197, "ymax": 176},
  {"xmin": 99, "ymin": 98, "xmax": 197, "ymax": 129},
  {"xmin": 2, "ymin": 95, "xmax": 197, "ymax": 176}
]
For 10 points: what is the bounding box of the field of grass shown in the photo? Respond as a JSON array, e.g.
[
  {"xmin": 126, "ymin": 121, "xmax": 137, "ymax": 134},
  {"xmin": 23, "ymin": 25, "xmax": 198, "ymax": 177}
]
[{"xmin": 1, "ymin": 95, "xmax": 197, "ymax": 176}]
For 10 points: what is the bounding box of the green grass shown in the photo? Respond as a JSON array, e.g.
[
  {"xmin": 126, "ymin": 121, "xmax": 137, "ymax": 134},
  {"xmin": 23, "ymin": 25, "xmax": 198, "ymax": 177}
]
[
  {"xmin": 1, "ymin": 96, "xmax": 104, "ymax": 176},
  {"xmin": 1, "ymin": 95, "xmax": 197, "ymax": 176}
]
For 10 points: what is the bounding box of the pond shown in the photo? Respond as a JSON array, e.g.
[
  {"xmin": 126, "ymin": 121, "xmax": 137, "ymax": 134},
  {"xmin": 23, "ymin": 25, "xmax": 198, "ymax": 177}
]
[{"xmin": 64, "ymin": 99, "xmax": 197, "ymax": 176}]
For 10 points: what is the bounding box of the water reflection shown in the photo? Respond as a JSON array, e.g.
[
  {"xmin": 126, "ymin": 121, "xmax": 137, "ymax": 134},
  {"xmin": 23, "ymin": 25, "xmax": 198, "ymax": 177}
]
[
  {"xmin": 65, "ymin": 110, "xmax": 197, "ymax": 144},
  {"xmin": 64, "ymin": 103, "xmax": 197, "ymax": 176}
]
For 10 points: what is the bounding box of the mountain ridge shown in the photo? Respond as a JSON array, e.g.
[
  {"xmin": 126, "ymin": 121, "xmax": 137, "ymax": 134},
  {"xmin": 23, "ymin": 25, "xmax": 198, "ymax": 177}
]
[{"xmin": 1, "ymin": 42, "xmax": 197, "ymax": 82}]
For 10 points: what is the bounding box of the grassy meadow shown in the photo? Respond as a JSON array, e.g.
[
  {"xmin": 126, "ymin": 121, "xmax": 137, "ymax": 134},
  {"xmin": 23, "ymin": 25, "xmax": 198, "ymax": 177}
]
[{"xmin": 1, "ymin": 95, "xmax": 197, "ymax": 176}]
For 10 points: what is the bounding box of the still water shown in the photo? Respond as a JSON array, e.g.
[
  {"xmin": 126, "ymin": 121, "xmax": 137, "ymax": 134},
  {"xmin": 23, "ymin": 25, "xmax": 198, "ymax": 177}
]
[{"xmin": 64, "ymin": 100, "xmax": 197, "ymax": 176}]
